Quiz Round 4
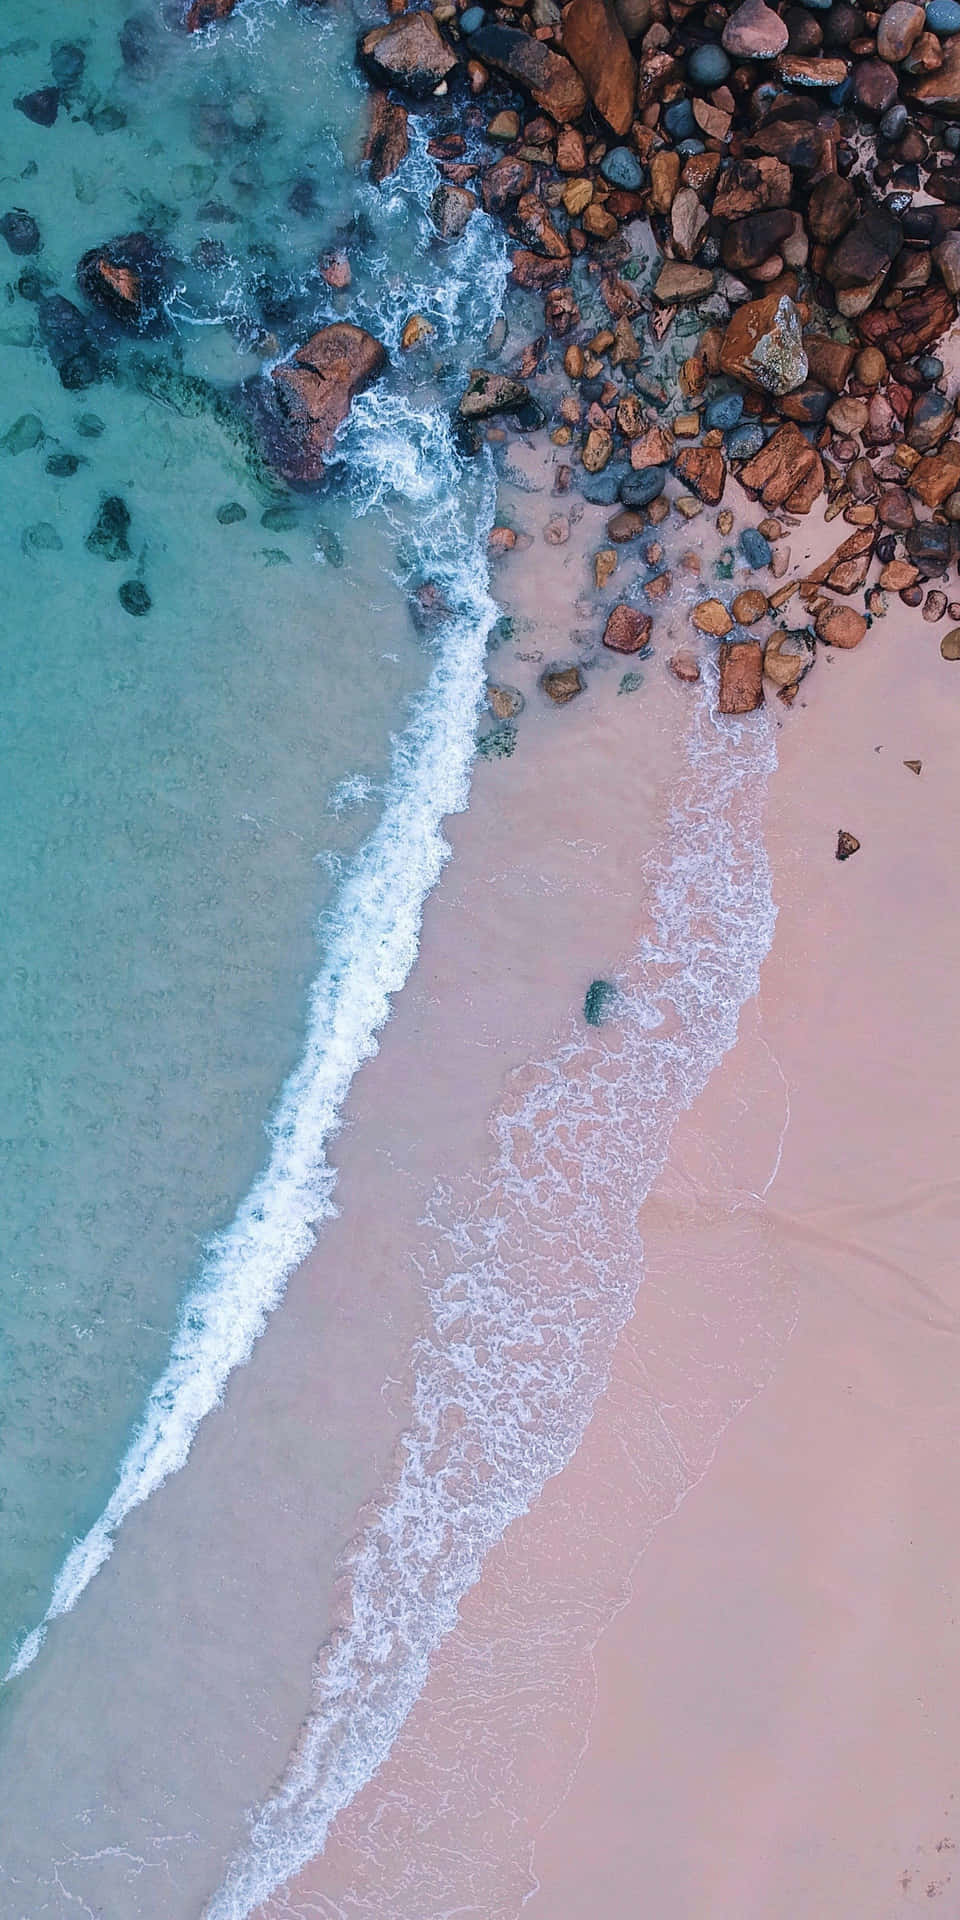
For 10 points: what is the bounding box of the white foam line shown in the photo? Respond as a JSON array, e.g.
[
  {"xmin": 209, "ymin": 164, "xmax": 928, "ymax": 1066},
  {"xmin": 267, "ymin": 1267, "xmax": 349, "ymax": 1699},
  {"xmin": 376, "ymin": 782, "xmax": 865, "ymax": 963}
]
[
  {"xmin": 207, "ymin": 675, "xmax": 779, "ymax": 1919},
  {"xmin": 4, "ymin": 397, "xmax": 501, "ymax": 1686}
]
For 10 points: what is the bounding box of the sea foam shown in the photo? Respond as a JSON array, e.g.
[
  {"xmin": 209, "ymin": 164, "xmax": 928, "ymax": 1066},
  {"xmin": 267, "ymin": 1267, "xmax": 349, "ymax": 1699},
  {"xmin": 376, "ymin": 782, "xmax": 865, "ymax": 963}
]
[
  {"xmin": 4, "ymin": 147, "xmax": 508, "ymax": 1686},
  {"xmin": 206, "ymin": 677, "xmax": 779, "ymax": 1918}
]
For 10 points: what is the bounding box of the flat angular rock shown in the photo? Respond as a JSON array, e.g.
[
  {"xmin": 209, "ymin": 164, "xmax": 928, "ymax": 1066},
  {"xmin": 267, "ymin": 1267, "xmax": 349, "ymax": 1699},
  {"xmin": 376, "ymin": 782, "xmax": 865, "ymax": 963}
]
[
  {"xmin": 673, "ymin": 444, "xmax": 727, "ymax": 503},
  {"xmin": 712, "ymin": 157, "xmax": 791, "ymax": 219},
  {"xmin": 481, "ymin": 158, "xmax": 535, "ymax": 214},
  {"xmin": 722, "ymin": 0, "xmax": 788, "ymax": 59},
  {"xmin": 603, "ymin": 604, "xmax": 652, "ymax": 651},
  {"xmin": 934, "ymin": 231, "xmax": 960, "ymax": 294},
  {"xmin": 458, "ymin": 368, "xmax": 531, "ymax": 419},
  {"xmin": 826, "ymin": 204, "xmax": 903, "ymax": 289},
  {"xmin": 806, "ymin": 525, "xmax": 875, "ymax": 593},
  {"xmin": 671, "ymin": 188, "xmax": 709, "ymax": 262},
  {"xmin": 836, "ymin": 830, "xmax": 860, "ymax": 860},
  {"xmin": 721, "ymin": 208, "xmax": 795, "ymax": 271},
  {"xmin": 185, "ymin": 0, "xmax": 237, "ymax": 27},
  {"xmin": 359, "ymin": 14, "xmax": 458, "ymax": 96},
  {"xmin": 467, "ymin": 24, "xmax": 588, "ymax": 120},
  {"xmin": 909, "ymin": 439, "xmax": 960, "ymax": 506},
  {"xmin": 856, "ymin": 283, "xmax": 956, "ymax": 359},
  {"xmin": 561, "ymin": 0, "xmax": 636, "ymax": 135},
  {"xmin": 778, "ymin": 54, "xmax": 849, "ymax": 84},
  {"xmin": 807, "ymin": 174, "xmax": 858, "ymax": 244},
  {"xmin": 718, "ymin": 640, "xmax": 764, "ymax": 712},
  {"xmin": 719, "ymin": 292, "xmax": 808, "ymax": 395},
  {"xmin": 909, "ymin": 36, "xmax": 960, "ymax": 108},
  {"xmin": 510, "ymin": 249, "xmax": 572, "ymax": 287},
  {"xmin": 653, "ymin": 261, "xmax": 715, "ymax": 303},
  {"xmin": 737, "ymin": 422, "xmax": 824, "ymax": 512}
]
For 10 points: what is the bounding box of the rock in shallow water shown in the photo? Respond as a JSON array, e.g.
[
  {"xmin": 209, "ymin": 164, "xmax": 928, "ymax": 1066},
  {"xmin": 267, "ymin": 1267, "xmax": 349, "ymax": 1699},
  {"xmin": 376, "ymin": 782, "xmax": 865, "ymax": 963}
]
[
  {"xmin": 271, "ymin": 324, "xmax": 387, "ymax": 482},
  {"xmin": 0, "ymin": 210, "xmax": 40, "ymax": 256},
  {"xmin": 86, "ymin": 496, "xmax": 132, "ymax": 562}
]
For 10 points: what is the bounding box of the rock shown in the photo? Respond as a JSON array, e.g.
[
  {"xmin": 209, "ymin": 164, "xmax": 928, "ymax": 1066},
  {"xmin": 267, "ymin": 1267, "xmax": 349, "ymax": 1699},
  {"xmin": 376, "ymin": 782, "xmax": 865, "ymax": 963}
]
[
  {"xmin": 86, "ymin": 495, "xmax": 131, "ymax": 561},
  {"xmin": 732, "ymin": 588, "xmax": 768, "ymax": 624},
  {"xmin": 669, "ymin": 651, "xmax": 701, "ymax": 682},
  {"xmin": 459, "ymin": 368, "xmax": 531, "ymax": 419},
  {"xmin": 541, "ymin": 664, "xmax": 584, "ymax": 702},
  {"xmin": 583, "ymin": 427, "xmax": 614, "ymax": 472},
  {"xmin": 481, "ymin": 159, "xmax": 535, "ymax": 215},
  {"xmin": 511, "ymin": 249, "xmax": 572, "ymax": 289},
  {"xmin": 877, "ymin": 1, "xmax": 925, "ymax": 60},
  {"xmin": 488, "ymin": 683, "xmax": 524, "ymax": 719},
  {"xmin": 584, "ymin": 978, "xmax": 619, "ymax": 1025},
  {"xmin": 674, "ymin": 444, "xmax": 726, "ymax": 503},
  {"xmin": 514, "ymin": 192, "xmax": 568, "ymax": 258},
  {"xmin": 857, "ymin": 284, "xmax": 956, "ymax": 360},
  {"xmin": 852, "ymin": 56, "xmax": 899, "ymax": 112},
  {"xmin": 910, "ymin": 34, "xmax": 960, "ymax": 107},
  {"xmin": 737, "ymin": 422, "xmax": 824, "ymax": 513},
  {"xmin": 603, "ymin": 604, "xmax": 652, "ymax": 651},
  {"xmin": 815, "ymin": 602, "xmax": 867, "ymax": 646},
  {"xmin": 877, "ymin": 485, "xmax": 915, "ymax": 527},
  {"xmin": 909, "ymin": 439, "xmax": 960, "ymax": 506},
  {"xmin": 653, "ymin": 262, "xmax": 715, "ymax": 303},
  {"xmin": 825, "ymin": 205, "xmax": 903, "ymax": 289},
  {"xmin": 719, "ymin": 292, "xmax": 808, "ymax": 396},
  {"xmin": 561, "ymin": 0, "xmax": 636, "ymax": 134},
  {"xmin": 119, "ymin": 579, "xmax": 151, "ymax": 616},
  {"xmin": 779, "ymin": 53, "xmax": 849, "ymax": 84},
  {"xmin": 940, "ymin": 627, "xmax": 960, "ymax": 658},
  {"xmin": 0, "ymin": 209, "xmax": 40, "ymax": 256},
  {"xmin": 431, "ymin": 182, "xmax": 477, "ymax": 238},
  {"xmin": 37, "ymin": 295, "xmax": 103, "ymax": 389},
  {"xmin": 545, "ymin": 286, "xmax": 580, "ymax": 336},
  {"xmin": 713, "ymin": 157, "xmax": 791, "ymax": 219},
  {"xmin": 272, "ymin": 324, "xmax": 387, "ymax": 480},
  {"xmin": 836, "ymin": 830, "xmax": 860, "ymax": 860},
  {"xmin": 15, "ymin": 87, "xmax": 60, "ymax": 126},
  {"xmin": 2, "ymin": 414, "xmax": 44, "ymax": 455},
  {"xmin": 903, "ymin": 758, "xmax": 922, "ymax": 774},
  {"xmin": 934, "ymin": 231, "xmax": 960, "ymax": 293},
  {"xmin": 907, "ymin": 390, "xmax": 956, "ymax": 451},
  {"xmin": 688, "ymin": 43, "xmax": 731, "ymax": 85},
  {"xmin": 804, "ymin": 335, "xmax": 857, "ymax": 392},
  {"xmin": 927, "ymin": 0, "xmax": 960, "ymax": 28},
  {"xmin": 807, "ymin": 175, "xmax": 858, "ymax": 244},
  {"xmin": 601, "ymin": 147, "xmax": 643, "ymax": 190},
  {"xmin": 364, "ymin": 93, "xmax": 409, "ymax": 185},
  {"xmin": 467, "ymin": 24, "xmax": 587, "ymax": 120},
  {"xmin": 671, "ymin": 189, "xmax": 710, "ymax": 262},
  {"xmin": 740, "ymin": 526, "xmax": 774, "ymax": 567},
  {"xmin": 852, "ymin": 345, "xmax": 887, "ymax": 386},
  {"xmin": 76, "ymin": 232, "xmax": 165, "ymax": 328},
  {"xmin": 721, "ymin": 209, "xmax": 796, "ymax": 273},
  {"xmin": 722, "ymin": 0, "xmax": 788, "ymax": 58},
  {"xmin": 359, "ymin": 14, "xmax": 458, "ymax": 96},
  {"xmin": 718, "ymin": 640, "xmax": 764, "ymax": 711},
  {"xmin": 185, "ymin": 0, "xmax": 236, "ymax": 24},
  {"xmin": 806, "ymin": 526, "xmax": 875, "ymax": 593},
  {"xmin": 693, "ymin": 597, "xmax": 734, "ymax": 636},
  {"xmin": 620, "ymin": 466, "xmax": 667, "ymax": 506},
  {"xmin": 595, "ymin": 548, "xmax": 617, "ymax": 589},
  {"xmin": 878, "ymin": 558, "xmax": 920, "ymax": 590},
  {"xmin": 763, "ymin": 626, "xmax": 814, "ymax": 683},
  {"xmin": 828, "ymin": 395, "xmax": 869, "ymax": 435}
]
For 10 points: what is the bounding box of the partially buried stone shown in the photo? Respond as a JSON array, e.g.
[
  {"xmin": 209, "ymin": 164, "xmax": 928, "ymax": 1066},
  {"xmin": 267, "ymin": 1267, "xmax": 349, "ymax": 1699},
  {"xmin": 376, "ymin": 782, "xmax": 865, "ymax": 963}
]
[
  {"xmin": 2, "ymin": 413, "xmax": 44, "ymax": 455},
  {"xmin": 45, "ymin": 451, "xmax": 80, "ymax": 476},
  {"xmin": 584, "ymin": 978, "xmax": 619, "ymax": 1026},
  {"xmin": 541, "ymin": 663, "xmax": 584, "ymax": 702},
  {"xmin": 836, "ymin": 829, "xmax": 860, "ymax": 860},
  {"xmin": 0, "ymin": 210, "xmax": 40, "ymax": 256},
  {"xmin": 86, "ymin": 495, "xmax": 131, "ymax": 561},
  {"xmin": 217, "ymin": 500, "xmax": 247, "ymax": 524},
  {"xmin": 119, "ymin": 579, "xmax": 151, "ymax": 615},
  {"xmin": 941, "ymin": 627, "xmax": 960, "ymax": 658},
  {"xmin": 21, "ymin": 522, "xmax": 62, "ymax": 555}
]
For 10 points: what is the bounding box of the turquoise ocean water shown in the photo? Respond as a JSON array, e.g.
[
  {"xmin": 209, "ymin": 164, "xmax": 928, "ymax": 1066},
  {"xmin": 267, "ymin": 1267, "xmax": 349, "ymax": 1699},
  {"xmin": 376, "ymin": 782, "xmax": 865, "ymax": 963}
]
[{"xmin": 0, "ymin": 0, "xmax": 504, "ymax": 1679}]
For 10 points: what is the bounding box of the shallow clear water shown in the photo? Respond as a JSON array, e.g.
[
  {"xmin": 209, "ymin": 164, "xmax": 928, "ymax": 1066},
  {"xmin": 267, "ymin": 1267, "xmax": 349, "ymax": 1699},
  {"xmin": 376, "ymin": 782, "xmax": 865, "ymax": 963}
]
[{"xmin": 0, "ymin": 0, "xmax": 502, "ymax": 1674}]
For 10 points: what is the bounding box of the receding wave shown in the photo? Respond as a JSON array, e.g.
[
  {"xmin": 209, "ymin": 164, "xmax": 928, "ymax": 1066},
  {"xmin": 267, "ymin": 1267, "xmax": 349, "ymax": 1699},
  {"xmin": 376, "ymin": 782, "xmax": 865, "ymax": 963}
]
[
  {"xmin": 208, "ymin": 676, "xmax": 778, "ymax": 1918},
  {"xmin": 4, "ymin": 145, "xmax": 508, "ymax": 1685}
]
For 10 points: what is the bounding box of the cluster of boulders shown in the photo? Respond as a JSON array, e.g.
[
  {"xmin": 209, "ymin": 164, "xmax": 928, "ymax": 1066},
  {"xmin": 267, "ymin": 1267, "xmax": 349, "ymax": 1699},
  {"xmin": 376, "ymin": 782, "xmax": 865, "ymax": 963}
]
[{"xmin": 341, "ymin": 0, "xmax": 960, "ymax": 708}]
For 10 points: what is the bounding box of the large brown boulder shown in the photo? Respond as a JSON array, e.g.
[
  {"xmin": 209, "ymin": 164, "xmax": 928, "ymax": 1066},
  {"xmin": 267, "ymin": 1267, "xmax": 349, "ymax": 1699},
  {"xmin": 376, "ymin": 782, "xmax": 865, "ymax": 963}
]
[
  {"xmin": 466, "ymin": 24, "xmax": 588, "ymax": 121},
  {"xmin": 184, "ymin": 0, "xmax": 237, "ymax": 30},
  {"xmin": 363, "ymin": 93, "xmax": 408, "ymax": 186},
  {"xmin": 717, "ymin": 641, "xmax": 764, "ymax": 714},
  {"xmin": 909, "ymin": 37, "xmax": 960, "ymax": 111},
  {"xmin": 272, "ymin": 324, "xmax": 387, "ymax": 481},
  {"xmin": 561, "ymin": 0, "xmax": 636, "ymax": 135},
  {"xmin": 359, "ymin": 14, "xmax": 457, "ymax": 97},
  {"xmin": 719, "ymin": 292, "xmax": 808, "ymax": 395}
]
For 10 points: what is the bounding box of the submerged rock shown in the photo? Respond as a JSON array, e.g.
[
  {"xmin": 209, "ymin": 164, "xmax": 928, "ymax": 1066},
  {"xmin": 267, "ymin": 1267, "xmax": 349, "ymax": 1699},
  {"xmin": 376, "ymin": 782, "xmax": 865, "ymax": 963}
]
[
  {"xmin": 37, "ymin": 295, "xmax": 104, "ymax": 389},
  {"xmin": 0, "ymin": 210, "xmax": 41, "ymax": 256},
  {"xmin": 15, "ymin": 86, "xmax": 60, "ymax": 127},
  {"xmin": 86, "ymin": 495, "xmax": 132, "ymax": 561},
  {"xmin": 119, "ymin": 579, "xmax": 151, "ymax": 615},
  {"xmin": 184, "ymin": 0, "xmax": 239, "ymax": 31},
  {"xmin": 2, "ymin": 413, "xmax": 44, "ymax": 455},
  {"xmin": 718, "ymin": 639, "xmax": 764, "ymax": 712},
  {"xmin": 271, "ymin": 323, "xmax": 387, "ymax": 482},
  {"xmin": 584, "ymin": 978, "xmax": 619, "ymax": 1025},
  {"xmin": 76, "ymin": 232, "xmax": 167, "ymax": 330}
]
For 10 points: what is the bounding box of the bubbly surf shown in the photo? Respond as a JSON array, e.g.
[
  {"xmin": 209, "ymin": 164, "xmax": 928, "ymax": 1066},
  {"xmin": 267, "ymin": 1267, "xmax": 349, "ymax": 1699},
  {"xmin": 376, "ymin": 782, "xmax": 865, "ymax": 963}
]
[{"xmin": 207, "ymin": 676, "xmax": 778, "ymax": 1918}]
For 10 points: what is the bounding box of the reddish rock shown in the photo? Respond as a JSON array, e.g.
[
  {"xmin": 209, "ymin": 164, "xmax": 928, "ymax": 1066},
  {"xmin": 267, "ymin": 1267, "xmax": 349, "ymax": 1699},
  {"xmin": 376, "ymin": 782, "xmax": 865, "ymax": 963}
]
[
  {"xmin": 747, "ymin": 119, "xmax": 830, "ymax": 174},
  {"xmin": 712, "ymin": 157, "xmax": 791, "ymax": 219},
  {"xmin": 603, "ymin": 604, "xmax": 652, "ymax": 652},
  {"xmin": 481, "ymin": 158, "xmax": 535, "ymax": 214},
  {"xmin": 674, "ymin": 444, "xmax": 727, "ymax": 504},
  {"xmin": 807, "ymin": 174, "xmax": 858, "ymax": 245},
  {"xmin": 852, "ymin": 57, "xmax": 899, "ymax": 113},
  {"xmin": 669, "ymin": 651, "xmax": 701, "ymax": 683},
  {"xmin": 909, "ymin": 37, "xmax": 960, "ymax": 111},
  {"xmin": 779, "ymin": 54, "xmax": 849, "ymax": 85},
  {"xmin": 544, "ymin": 286, "xmax": 580, "ymax": 335},
  {"xmin": 272, "ymin": 324, "xmax": 387, "ymax": 481},
  {"xmin": 541, "ymin": 664, "xmax": 584, "ymax": 703},
  {"xmin": 737, "ymin": 422, "xmax": 824, "ymax": 513},
  {"xmin": 722, "ymin": 0, "xmax": 788, "ymax": 59},
  {"xmin": 909, "ymin": 440, "xmax": 960, "ymax": 508},
  {"xmin": 510, "ymin": 249, "xmax": 572, "ymax": 288},
  {"xmin": 876, "ymin": 1, "xmax": 925, "ymax": 62},
  {"xmin": 806, "ymin": 526, "xmax": 875, "ymax": 593},
  {"xmin": 717, "ymin": 640, "xmax": 764, "ymax": 713},
  {"xmin": 363, "ymin": 93, "xmax": 409, "ymax": 186},
  {"xmin": 359, "ymin": 14, "xmax": 458, "ymax": 95},
  {"xmin": 320, "ymin": 250, "xmax": 351, "ymax": 291},
  {"xmin": 856, "ymin": 283, "xmax": 956, "ymax": 360},
  {"xmin": 185, "ymin": 0, "xmax": 236, "ymax": 30},
  {"xmin": 76, "ymin": 232, "xmax": 164, "ymax": 326},
  {"xmin": 431, "ymin": 182, "xmax": 476, "ymax": 238},
  {"xmin": 815, "ymin": 603, "xmax": 868, "ymax": 647},
  {"xmin": 825, "ymin": 204, "xmax": 903, "ymax": 290},
  {"xmin": 467, "ymin": 24, "xmax": 588, "ymax": 121},
  {"xmin": 803, "ymin": 334, "xmax": 857, "ymax": 393},
  {"xmin": 836, "ymin": 830, "xmax": 860, "ymax": 861},
  {"xmin": 514, "ymin": 192, "xmax": 568, "ymax": 258},
  {"xmin": 719, "ymin": 292, "xmax": 808, "ymax": 396},
  {"xmin": 561, "ymin": 0, "xmax": 636, "ymax": 135}
]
